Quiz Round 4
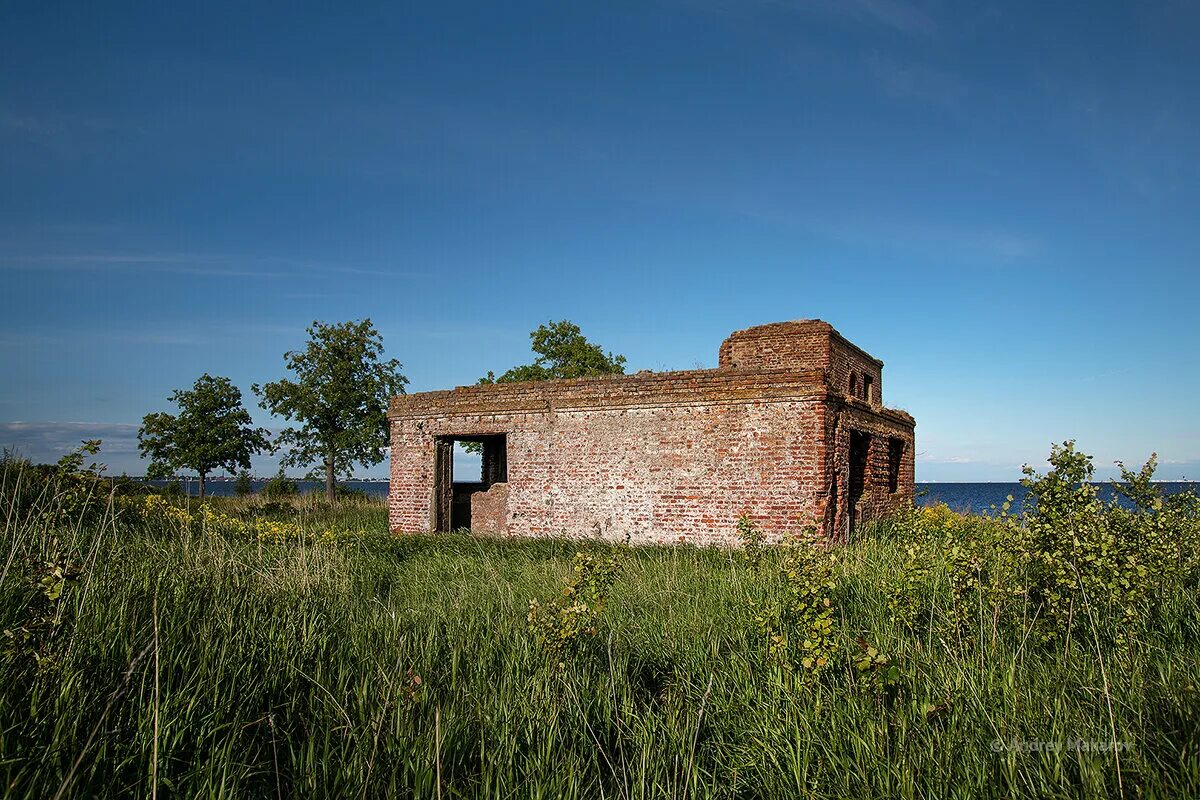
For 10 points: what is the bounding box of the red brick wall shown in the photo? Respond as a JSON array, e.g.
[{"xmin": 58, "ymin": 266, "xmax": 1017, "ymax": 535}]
[
  {"xmin": 829, "ymin": 338, "xmax": 883, "ymax": 407},
  {"xmin": 823, "ymin": 402, "xmax": 915, "ymax": 541},
  {"xmin": 719, "ymin": 321, "xmax": 833, "ymax": 372},
  {"xmin": 720, "ymin": 320, "xmax": 885, "ymax": 406},
  {"xmin": 469, "ymin": 482, "xmax": 509, "ymax": 535},
  {"xmin": 390, "ymin": 395, "xmax": 829, "ymax": 546}
]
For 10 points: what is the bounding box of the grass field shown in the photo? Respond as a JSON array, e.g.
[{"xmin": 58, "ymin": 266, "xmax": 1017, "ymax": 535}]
[{"xmin": 2, "ymin": 447, "xmax": 1199, "ymax": 798}]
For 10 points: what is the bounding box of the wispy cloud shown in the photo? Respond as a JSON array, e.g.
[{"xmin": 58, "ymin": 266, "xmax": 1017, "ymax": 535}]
[
  {"xmin": 830, "ymin": 0, "xmax": 935, "ymax": 36},
  {"xmin": 0, "ymin": 253, "xmax": 288, "ymax": 278},
  {"xmin": 0, "ymin": 109, "xmax": 127, "ymax": 138},
  {"xmin": 767, "ymin": 0, "xmax": 936, "ymax": 36},
  {"xmin": 0, "ymin": 421, "xmax": 142, "ymax": 467},
  {"xmin": 0, "ymin": 252, "xmax": 427, "ymax": 280},
  {"xmin": 859, "ymin": 218, "xmax": 1040, "ymax": 263},
  {"xmin": 0, "ymin": 322, "xmax": 316, "ymax": 349},
  {"xmin": 1031, "ymin": 55, "xmax": 1200, "ymax": 202},
  {"xmin": 1, "ymin": 107, "xmax": 136, "ymax": 163},
  {"xmin": 667, "ymin": 0, "xmax": 936, "ymax": 36},
  {"xmin": 861, "ymin": 51, "xmax": 966, "ymax": 106},
  {"xmin": 917, "ymin": 453, "xmax": 977, "ymax": 464},
  {"xmin": 1, "ymin": 111, "xmax": 57, "ymax": 137},
  {"xmin": 736, "ymin": 202, "xmax": 1042, "ymax": 264}
]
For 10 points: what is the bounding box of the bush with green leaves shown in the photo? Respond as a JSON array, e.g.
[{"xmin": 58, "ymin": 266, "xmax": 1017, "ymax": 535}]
[
  {"xmin": 0, "ymin": 441, "xmax": 142, "ymax": 529},
  {"xmin": 739, "ymin": 516, "xmax": 839, "ymax": 682},
  {"xmin": 2, "ymin": 541, "xmax": 82, "ymax": 674},
  {"xmin": 526, "ymin": 550, "xmax": 622, "ymax": 668},
  {"xmin": 334, "ymin": 484, "xmax": 370, "ymax": 502},
  {"xmin": 1013, "ymin": 441, "xmax": 1195, "ymax": 644},
  {"xmin": 261, "ymin": 468, "xmax": 299, "ymax": 500},
  {"xmin": 879, "ymin": 441, "xmax": 1200, "ymax": 649},
  {"xmin": 233, "ymin": 470, "xmax": 254, "ymax": 497}
]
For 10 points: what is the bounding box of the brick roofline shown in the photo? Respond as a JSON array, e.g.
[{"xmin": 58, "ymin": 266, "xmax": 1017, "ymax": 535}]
[
  {"xmin": 389, "ymin": 366, "xmax": 826, "ymax": 417},
  {"xmin": 389, "ymin": 365, "xmax": 914, "ymax": 426},
  {"xmin": 722, "ymin": 319, "xmax": 885, "ymax": 368}
]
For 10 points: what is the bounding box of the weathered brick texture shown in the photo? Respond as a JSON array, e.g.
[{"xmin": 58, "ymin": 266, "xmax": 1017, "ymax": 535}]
[
  {"xmin": 470, "ymin": 482, "xmax": 509, "ymax": 535},
  {"xmin": 389, "ymin": 320, "xmax": 915, "ymax": 545}
]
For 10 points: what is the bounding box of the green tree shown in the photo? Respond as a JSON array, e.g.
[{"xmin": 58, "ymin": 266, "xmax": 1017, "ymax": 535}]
[
  {"xmin": 462, "ymin": 320, "xmax": 627, "ymax": 456},
  {"xmin": 138, "ymin": 375, "xmax": 270, "ymax": 501},
  {"xmin": 254, "ymin": 319, "xmax": 408, "ymax": 502},
  {"xmin": 479, "ymin": 320, "xmax": 627, "ymax": 385}
]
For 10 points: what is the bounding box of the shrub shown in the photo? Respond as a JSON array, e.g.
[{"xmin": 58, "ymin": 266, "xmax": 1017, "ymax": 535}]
[
  {"xmin": 158, "ymin": 481, "xmax": 185, "ymax": 498},
  {"xmin": 740, "ymin": 517, "xmax": 839, "ymax": 682},
  {"xmin": 0, "ymin": 441, "xmax": 123, "ymax": 528},
  {"xmin": 877, "ymin": 442, "xmax": 1200, "ymax": 649},
  {"xmin": 2, "ymin": 542, "xmax": 82, "ymax": 674},
  {"xmin": 1016, "ymin": 442, "xmax": 1166, "ymax": 644},
  {"xmin": 261, "ymin": 468, "xmax": 299, "ymax": 499},
  {"xmin": 334, "ymin": 484, "xmax": 370, "ymax": 502},
  {"xmin": 527, "ymin": 550, "xmax": 622, "ymax": 667},
  {"xmin": 233, "ymin": 470, "xmax": 254, "ymax": 497}
]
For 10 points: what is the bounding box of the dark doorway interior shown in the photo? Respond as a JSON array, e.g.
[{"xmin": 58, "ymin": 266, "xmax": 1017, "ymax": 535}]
[
  {"xmin": 887, "ymin": 437, "xmax": 904, "ymax": 494},
  {"xmin": 828, "ymin": 469, "xmax": 840, "ymax": 540},
  {"xmin": 434, "ymin": 434, "xmax": 507, "ymax": 532},
  {"xmin": 848, "ymin": 430, "xmax": 871, "ymax": 535}
]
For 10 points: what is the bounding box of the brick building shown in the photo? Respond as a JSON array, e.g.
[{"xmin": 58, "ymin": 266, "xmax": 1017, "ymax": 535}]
[{"xmin": 388, "ymin": 320, "xmax": 915, "ymax": 545}]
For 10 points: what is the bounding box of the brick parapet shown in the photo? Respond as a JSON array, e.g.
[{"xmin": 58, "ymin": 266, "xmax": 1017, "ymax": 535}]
[{"xmin": 389, "ymin": 368, "xmax": 829, "ymax": 418}]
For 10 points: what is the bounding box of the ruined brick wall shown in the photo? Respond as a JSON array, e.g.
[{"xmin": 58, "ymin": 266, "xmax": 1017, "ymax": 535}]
[
  {"xmin": 828, "ymin": 338, "xmax": 884, "ymax": 406},
  {"xmin": 823, "ymin": 401, "xmax": 915, "ymax": 540},
  {"xmin": 470, "ymin": 482, "xmax": 509, "ymax": 535},
  {"xmin": 389, "ymin": 320, "xmax": 916, "ymax": 545},
  {"xmin": 719, "ymin": 322, "xmax": 832, "ymax": 372},
  {"xmin": 389, "ymin": 370, "xmax": 831, "ymax": 545},
  {"xmin": 720, "ymin": 321, "xmax": 884, "ymax": 405}
]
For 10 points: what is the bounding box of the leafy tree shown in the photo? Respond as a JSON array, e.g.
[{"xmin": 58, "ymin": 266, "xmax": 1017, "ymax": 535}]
[
  {"xmin": 479, "ymin": 320, "xmax": 626, "ymax": 384},
  {"xmin": 138, "ymin": 375, "xmax": 270, "ymax": 501},
  {"xmin": 254, "ymin": 319, "xmax": 408, "ymax": 502}
]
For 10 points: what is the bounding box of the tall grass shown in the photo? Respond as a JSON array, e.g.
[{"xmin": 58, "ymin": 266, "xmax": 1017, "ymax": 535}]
[{"xmin": 2, "ymin": 450, "xmax": 1198, "ymax": 798}]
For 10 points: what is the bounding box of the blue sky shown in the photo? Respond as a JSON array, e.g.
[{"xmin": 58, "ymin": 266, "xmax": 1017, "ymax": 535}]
[{"xmin": 2, "ymin": 1, "xmax": 1198, "ymax": 481}]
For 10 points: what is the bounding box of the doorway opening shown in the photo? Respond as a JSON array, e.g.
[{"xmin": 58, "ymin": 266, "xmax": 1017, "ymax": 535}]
[
  {"xmin": 848, "ymin": 430, "xmax": 871, "ymax": 535},
  {"xmin": 828, "ymin": 468, "xmax": 840, "ymax": 540},
  {"xmin": 433, "ymin": 434, "xmax": 507, "ymax": 532},
  {"xmin": 887, "ymin": 437, "xmax": 904, "ymax": 494}
]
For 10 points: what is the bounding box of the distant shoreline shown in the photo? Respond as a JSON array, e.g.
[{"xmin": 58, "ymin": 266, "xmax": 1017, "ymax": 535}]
[
  {"xmin": 134, "ymin": 479, "xmax": 1199, "ymax": 506},
  {"xmin": 136, "ymin": 478, "xmax": 1194, "ymax": 484}
]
